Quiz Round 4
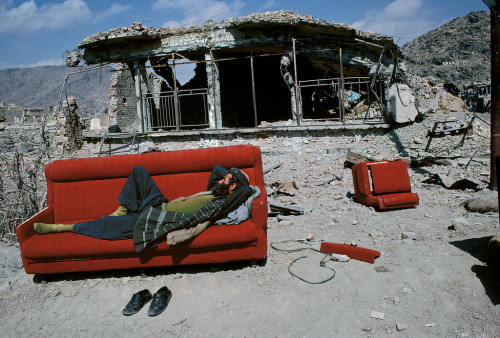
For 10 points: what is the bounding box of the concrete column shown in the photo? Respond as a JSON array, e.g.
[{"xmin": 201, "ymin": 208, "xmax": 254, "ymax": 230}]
[
  {"xmin": 134, "ymin": 60, "xmax": 145, "ymax": 132},
  {"xmin": 206, "ymin": 51, "xmax": 222, "ymax": 129},
  {"xmin": 280, "ymin": 55, "xmax": 300, "ymax": 123}
]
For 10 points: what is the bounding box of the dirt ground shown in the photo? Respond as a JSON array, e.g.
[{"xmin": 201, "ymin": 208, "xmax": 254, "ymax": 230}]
[{"xmin": 1, "ymin": 112, "xmax": 499, "ymax": 337}]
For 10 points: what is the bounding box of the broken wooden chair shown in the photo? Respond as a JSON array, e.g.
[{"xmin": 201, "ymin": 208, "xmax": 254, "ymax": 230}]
[{"xmin": 351, "ymin": 159, "xmax": 419, "ymax": 211}]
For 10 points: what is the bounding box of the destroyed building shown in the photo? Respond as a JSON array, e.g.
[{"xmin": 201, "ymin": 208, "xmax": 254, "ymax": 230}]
[{"xmin": 66, "ymin": 11, "xmax": 403, "ymax": 133}]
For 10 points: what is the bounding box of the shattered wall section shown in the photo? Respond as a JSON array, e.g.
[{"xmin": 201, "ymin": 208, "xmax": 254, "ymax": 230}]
[{"xmin": 108, "ymin": 64, "xmax": 139, "ymax": 132}]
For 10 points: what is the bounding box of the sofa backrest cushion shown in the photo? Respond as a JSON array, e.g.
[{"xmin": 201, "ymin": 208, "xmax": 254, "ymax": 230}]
[
  {"xmin": 369, "ymin": 160, "xmax": 411, "ymax": 195},
  {"xmin": 47, "ymin": 145, "xmax": 261, "ymax": 223}
]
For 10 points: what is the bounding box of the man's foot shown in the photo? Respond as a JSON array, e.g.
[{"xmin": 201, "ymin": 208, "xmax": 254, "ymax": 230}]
[
  {"xmin": 34, "ymin": 223, "xmax": 74, "ymax": 234},
  {"xmin": 109, "ymin": 205, "xmax": 128, "ymax": 217}
]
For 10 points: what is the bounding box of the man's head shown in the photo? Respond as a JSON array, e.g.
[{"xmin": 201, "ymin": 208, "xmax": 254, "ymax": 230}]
[{"xmin": 213, "ymin": 168, "xmax": 249, "ymax": 197}]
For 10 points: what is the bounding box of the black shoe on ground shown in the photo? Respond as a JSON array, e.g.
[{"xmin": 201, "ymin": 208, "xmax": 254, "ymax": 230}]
[
  {"xmin": 148, "ymin": 286, "xmax": 172, "ymax": 317},
  {"xmin": 122, "ymin": 289, "xmax": 153, "ymax": 316}
]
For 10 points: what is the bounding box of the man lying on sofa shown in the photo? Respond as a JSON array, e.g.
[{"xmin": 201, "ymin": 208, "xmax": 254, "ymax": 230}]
[{"xmin": 34, "ymin": 165, "xmax": 255, "ymax": 253}]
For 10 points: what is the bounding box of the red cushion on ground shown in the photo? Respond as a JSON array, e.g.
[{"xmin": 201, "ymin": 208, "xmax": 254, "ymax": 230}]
[
  {"xmin": 370, "ymin": 160, "xmax": 411, "ymax": 195},
  {"xmin": 22, "ymin": 220, "xmax": 258, "ymax": 260},
  {"xmin": 376, "ymin": 192, "xmax": 419, "ymax": 208}
]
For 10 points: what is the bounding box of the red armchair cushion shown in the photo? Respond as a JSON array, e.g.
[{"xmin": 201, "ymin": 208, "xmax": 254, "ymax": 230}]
[
  {"xmin": 369, "ymin": 160, "xmax": 411, "ymax": 195},
  {"xmin": 375, "ymin": 192, "xmax": 419, "ymax": 209}
]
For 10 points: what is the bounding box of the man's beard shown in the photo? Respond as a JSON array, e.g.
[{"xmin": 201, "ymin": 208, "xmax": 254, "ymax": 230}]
[{"xmin": 213, "ymin": 182, "xmax": 231, "ymax": 197}]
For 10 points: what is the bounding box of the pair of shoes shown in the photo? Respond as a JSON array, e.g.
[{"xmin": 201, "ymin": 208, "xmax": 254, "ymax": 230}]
[
  {"xmin": 148, "ymin": 286, "xmax": 172, "ymax": 317},
  {"xmin": 122, "ymin": 289, "xmax": 153, "ymax": 316}
]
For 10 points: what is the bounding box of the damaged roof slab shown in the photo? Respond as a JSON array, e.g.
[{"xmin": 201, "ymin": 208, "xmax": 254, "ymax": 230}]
[{"xmin": 69, "ymin": 10, "xmax": 400, "ymax": 69}]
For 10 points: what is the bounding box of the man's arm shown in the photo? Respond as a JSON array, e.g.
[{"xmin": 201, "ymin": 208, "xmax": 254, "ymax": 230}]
[{"xmin": 207, "ymin": 164, "xmax": 228, "ymax": 191}]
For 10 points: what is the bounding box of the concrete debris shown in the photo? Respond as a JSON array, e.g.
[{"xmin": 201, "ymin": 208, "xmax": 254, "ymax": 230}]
[
  {"xmin": 401, "ymin": 232, "xmax": 418, "ymax": 240},
  {"xmin": 488, "ymin": 233, "xmax": 500, "ymax": 258},
  {"xmin": 422, "ymin": 174, "xmax": 482, "ymax": 191},
  {"xmin": 449, "ymin": 217, "xmax": 471, "ymax": 231},
  {"xmin": 396, "ymin": 323, "xmax": 409, "ymax": 331},
  {"xmin": 49, "ymin": 290, "xmax": 61, "ymax": 297},
  {"xmin": 375, "ymin": 265, "xmax": 389, "ymax": 272},
  {"xmin": 401, "ymin": 287, "xmax": 413, "ymax": 294},
  {"xmin": 413, "ymin": 137, "xmax": 424, "ymax": 144},
  {"xmin": 344, "ymin": 151, "xmax": 374, "ymax": 168},
  {"xmin": 269, "ymin": 201, "xmax": 304, "ymax": 215},
  {"xmin": 387, "ymin": 83, "xmax": 419, "ymax": 123},
  {"xmin": 138, "ymin": 141, "xmax": 158, "ymax": 153},
  {"xmin": 330, "ymin": 253, "xmax": 350, "ymax": 262},
  {"xmin": 272, "ymin": 181, "xmax": 299, "ymax": 196},
  {"xmin": 370, "ymin": 311, "xmax": 385, "ymax": 320},
  {"xmin": 434, "ymin": 90, "xmax": 467, "ymax": 114},
  {"xmin": 0, "ymin": 280, "xmax": 10, "ymax": 295},
  {"xmin": 331, "ymin": 170, "xmax": 344, "ymax": 181},
  {"xmin": 311, "ymin": 177, "xmax": 334, "ymax": 186},
  {"xmin": 263, "ymin": 162, "xmax": 283, "ymax": 174},
  {"xmin": 414, "ymin": 157, "xmax": 453, "ymax": 167},
  {"xmin": 465, "ymin": 191, "xmax": 499, "ymax": 213}
]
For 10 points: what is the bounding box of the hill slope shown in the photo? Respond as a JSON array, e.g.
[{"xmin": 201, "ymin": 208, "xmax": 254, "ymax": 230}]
[
  {"xmin": 403, "ymin": 11, "xmax": 490, "ymax": 87},
  {"xmin": 0, "ymin": 65, "xmax": 112, "ymax": 116}
]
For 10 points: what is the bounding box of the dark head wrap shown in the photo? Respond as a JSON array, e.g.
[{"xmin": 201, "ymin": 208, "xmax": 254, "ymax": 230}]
[{"xmin": 229, "ymin": 167, "xmax": 249, "ymax": 189}]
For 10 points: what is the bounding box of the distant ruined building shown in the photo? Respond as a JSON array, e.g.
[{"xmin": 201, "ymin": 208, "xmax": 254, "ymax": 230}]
[{"xmin": 66, "ymin": 11, "xmax": 406, "ymax": 133}]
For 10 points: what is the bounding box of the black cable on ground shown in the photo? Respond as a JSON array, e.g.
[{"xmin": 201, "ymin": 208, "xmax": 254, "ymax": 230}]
[{"xmin": 270, "ymin": 240, "xmax": 336, "ymax": 284}]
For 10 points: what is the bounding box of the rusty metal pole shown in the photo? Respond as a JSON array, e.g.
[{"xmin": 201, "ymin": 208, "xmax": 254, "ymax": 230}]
[
  {"xmin": 250, "ymin": 48, "xmax": 258, "ymax": 127},
  {"xmin": 340, "ymin": 47, "xmax": 345, "ymax": 124},
  {"xmin": 487, "ymin": 1, "xmax": 500, "ymax": 190}
]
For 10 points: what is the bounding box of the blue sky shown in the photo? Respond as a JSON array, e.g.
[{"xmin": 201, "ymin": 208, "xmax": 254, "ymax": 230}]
[{"xmin": 0, "ymin": 0, "xmax": 489, "ymax": 69}]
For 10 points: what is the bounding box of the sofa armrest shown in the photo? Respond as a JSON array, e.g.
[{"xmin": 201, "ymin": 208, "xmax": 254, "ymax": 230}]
[
  {"xmin": 15, "ymin": 206, "xmax": 54, "ymax": 245},
  {"xmin": 351, "ymin": 162, "xmax": 377, "ymax": 206},
  {"xmin": 251, "ymin": 190, "xmax": 268, "ymax": 229}
]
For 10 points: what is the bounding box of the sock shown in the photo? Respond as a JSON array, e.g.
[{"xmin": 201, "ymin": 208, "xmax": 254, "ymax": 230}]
[
  {"xmin": 109, "ymin": 205, "xmax": 128, "ymax": 217},
  {"xmin": 34, "ymin": 223, "xmax": 74, "ymax": 234}
]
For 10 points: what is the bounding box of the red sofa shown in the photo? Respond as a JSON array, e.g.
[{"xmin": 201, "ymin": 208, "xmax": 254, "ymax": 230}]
[
  {"xmin": 15, "ymin": 145, "xmax": 268, "ymax": 274},
  {"xmin": 351, "ymin": 159, "xmax": 419, "ymax": 211}
]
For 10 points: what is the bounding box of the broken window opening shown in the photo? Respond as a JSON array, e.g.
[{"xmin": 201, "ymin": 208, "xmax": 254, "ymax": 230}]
[
  {"xmin": 144, "ymin": 58, "xmax": 209, "ymax": 130},
  {"xmin": 300, "ymin": 77, "xmax": 385, "ymax": 122},
  {"xmin": 289, "ymin": 48, "xmax": 387, "ymax": 123},
  {"xmin": 218, "ymin": 53, "xmax": 292, "ymax": 128}
]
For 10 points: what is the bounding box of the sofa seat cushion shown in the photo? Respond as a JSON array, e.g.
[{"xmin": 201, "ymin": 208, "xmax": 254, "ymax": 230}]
[
  {"xmin": 22, "ymin": 220, "xmax": 258, "ymax": 260},
  {"xmin": 376, "ymin": 192, "xmax": 419, "ymax": 208},
  {"xmin": 370, "ymin": 160, "xmax": 411, "ymax": 195}
]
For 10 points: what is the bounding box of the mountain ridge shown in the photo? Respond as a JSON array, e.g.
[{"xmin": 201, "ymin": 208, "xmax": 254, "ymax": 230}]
[
  {"xmin": 402, "ymin": 10, "xmax": 490, "ymax": 87},
  {"xmin": 0, "ymin": 65, "xmax": 112, "ymax": 117}
]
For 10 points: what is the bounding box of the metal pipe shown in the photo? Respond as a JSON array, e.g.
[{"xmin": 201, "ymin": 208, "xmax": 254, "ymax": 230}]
[
  {"xmin": 250, "ymin": 48, "xmax": 258, "ymax": 127},
  {"xmin": 340, "ymin": 47, "xmax": 345, "ymax": 124}
]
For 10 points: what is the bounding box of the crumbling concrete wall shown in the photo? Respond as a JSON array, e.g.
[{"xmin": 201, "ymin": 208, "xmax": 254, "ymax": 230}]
[{"xmin": 108, "ymin": 64, "xmax": 139, "ymax": 132}]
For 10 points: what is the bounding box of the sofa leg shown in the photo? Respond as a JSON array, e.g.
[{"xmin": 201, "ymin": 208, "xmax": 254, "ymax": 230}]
[{"xmin": 250, "ymin": 256, "xmax": 267, "ymax": 267}]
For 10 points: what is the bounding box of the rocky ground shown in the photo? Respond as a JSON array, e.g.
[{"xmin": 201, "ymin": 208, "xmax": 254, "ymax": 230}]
[
  {"xmin": 403, "ymin": 11, "xmax": 490, "ymax": 88},
  {"xmin": 1, "ymin": 111, "xmax": 499, "ymax": 336}
]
